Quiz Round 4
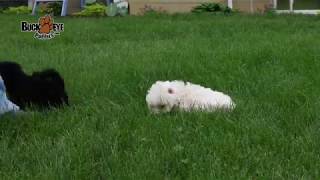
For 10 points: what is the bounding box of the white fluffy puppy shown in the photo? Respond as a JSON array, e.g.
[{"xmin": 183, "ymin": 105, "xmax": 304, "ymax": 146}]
[{"xmin": 146, "ymin": 81, "xmax": 235, "ymax": 113}]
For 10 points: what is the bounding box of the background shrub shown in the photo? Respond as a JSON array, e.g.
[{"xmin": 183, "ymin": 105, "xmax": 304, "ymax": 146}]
[
  {"xmin": 192, "ymin": 3, "xmax": 232, "ymax": 14},
  {"xmin": 73, "ymin": 3, "xmax": 107, "ymax": 17},
  {"xmin": 40, "ymin": 2, "xmax": 62, "ymax": 16},
  {"xmin": 2, "ymin": 6, "xmax": 31, "ymax": 14}
]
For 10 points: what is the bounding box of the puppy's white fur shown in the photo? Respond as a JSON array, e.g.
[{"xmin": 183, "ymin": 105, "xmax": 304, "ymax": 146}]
[{"xmin": 146, "ymin": 80, "xmax": 235, "ymax": 113}]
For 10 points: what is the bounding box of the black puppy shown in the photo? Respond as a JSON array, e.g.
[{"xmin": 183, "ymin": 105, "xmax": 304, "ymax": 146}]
[{"xmin": 0, "ymin": 61, "xmax": 69, "ymax": 109}]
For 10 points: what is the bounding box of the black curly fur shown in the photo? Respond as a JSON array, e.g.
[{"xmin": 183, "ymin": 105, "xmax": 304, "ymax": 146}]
[{"xmin": 0, "ymin": 61, "xmax": 69, "ymax": 109}]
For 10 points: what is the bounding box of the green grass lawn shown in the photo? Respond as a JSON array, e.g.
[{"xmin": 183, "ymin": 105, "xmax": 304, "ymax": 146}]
[{"xmin": 0, "ymin": 13, "xmax": 320, "ymax": 179}]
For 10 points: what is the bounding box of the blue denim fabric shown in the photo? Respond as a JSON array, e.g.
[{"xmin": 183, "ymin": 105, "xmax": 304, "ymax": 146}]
[{"xmin": 0, "ymin": 76, "xmax": 20, "ymax": 115}]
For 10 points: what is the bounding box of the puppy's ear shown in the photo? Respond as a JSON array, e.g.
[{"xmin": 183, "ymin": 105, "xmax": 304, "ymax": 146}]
[{"xmin": 168, "ymin": 88, "xmax": 174, "ymax": 94}]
